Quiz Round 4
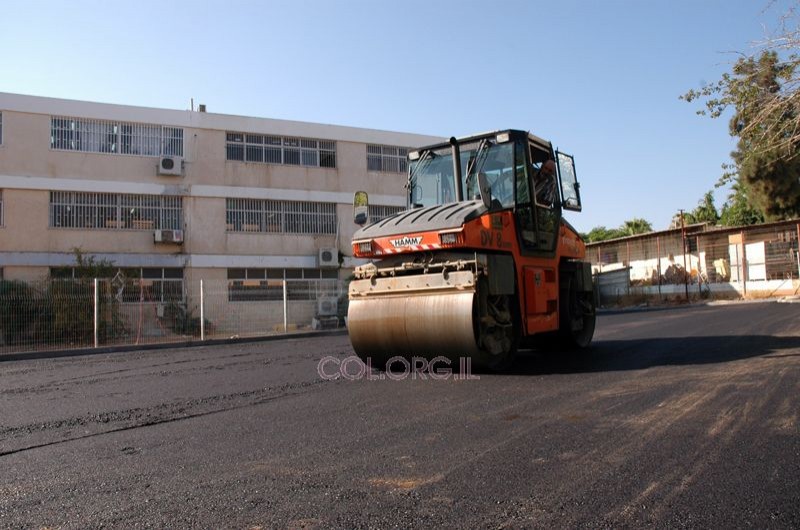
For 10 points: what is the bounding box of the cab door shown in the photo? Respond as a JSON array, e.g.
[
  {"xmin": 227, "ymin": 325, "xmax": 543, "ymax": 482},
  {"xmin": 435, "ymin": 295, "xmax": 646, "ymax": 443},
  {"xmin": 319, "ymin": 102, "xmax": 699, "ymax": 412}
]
[
  {"xmin": 530, "ymin": 143, "xmax": 559, "ymax": 252},
  {"xmin": 513, "ymin": 140, "xmax": 537, "ymax": 249},
  {"xmin": 556, "ymin": 151, "xmax": 582, "ymax": 211}
]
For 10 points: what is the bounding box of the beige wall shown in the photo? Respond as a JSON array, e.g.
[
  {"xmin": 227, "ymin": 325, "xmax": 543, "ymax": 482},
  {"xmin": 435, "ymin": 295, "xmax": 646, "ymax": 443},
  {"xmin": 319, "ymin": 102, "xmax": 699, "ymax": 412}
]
[
  {"xmin": 0, "ymin": 189, "xmax": 183, "ymax": 254},
  {"xmin": 182, "ymin": 196, "xmax": 339, "ymax": 255},
  {"xmin": 0, "ymin": 101, "xmax": 429, "ymax": 280},
  {"xmin": 1, "ymin": 266, "xmax": 48, "ymax": 282},
  {"xmin": 2, "ymin": 112, "xmax": 182, "ymax": 184},
  {"xmin": 0, "ymin": 110, "xmax": 409, "ymax": 196}
]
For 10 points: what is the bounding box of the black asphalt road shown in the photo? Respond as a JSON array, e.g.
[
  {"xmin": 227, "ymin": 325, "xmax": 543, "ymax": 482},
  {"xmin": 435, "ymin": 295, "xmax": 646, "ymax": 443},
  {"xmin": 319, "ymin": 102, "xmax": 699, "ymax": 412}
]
[{"xmin": 1, "ymin": 301, "xmax": 799, "ymax": 528}]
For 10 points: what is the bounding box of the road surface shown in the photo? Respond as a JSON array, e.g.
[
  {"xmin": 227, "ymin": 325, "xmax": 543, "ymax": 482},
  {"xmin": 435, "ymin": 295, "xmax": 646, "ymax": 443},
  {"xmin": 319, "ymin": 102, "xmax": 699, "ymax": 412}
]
[{"xmin": 1, "ymin": 301, "xmax": 798, "ymax": 528}]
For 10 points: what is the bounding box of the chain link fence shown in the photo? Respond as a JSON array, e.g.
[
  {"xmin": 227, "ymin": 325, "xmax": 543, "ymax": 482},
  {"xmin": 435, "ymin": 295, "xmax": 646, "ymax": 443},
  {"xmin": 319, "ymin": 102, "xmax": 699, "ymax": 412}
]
[
  {"xmin": 0, "ymin": 278, "xmax": 348, "ymax": 356},
  {"xmin": 4, "ymin": 223, "xmax": 798, "ymax": 352},
  {"xmin": 589, "ymin": 222, "xmax": 800, "ymax": 307}
]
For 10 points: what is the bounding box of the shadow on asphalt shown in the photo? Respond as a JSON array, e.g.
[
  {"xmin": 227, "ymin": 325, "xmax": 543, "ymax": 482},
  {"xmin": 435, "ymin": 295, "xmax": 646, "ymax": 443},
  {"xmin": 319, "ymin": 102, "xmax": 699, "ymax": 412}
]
[{"xmin": 506, "ymin": 335, "xmax": 800, "ymax": 375}]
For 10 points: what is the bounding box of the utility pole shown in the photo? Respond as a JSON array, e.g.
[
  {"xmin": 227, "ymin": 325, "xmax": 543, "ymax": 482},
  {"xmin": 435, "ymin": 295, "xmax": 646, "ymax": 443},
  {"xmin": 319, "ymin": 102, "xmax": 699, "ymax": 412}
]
[{"xmin": 680, "ymin": 209, "xmax": 689, "ymax": 301}]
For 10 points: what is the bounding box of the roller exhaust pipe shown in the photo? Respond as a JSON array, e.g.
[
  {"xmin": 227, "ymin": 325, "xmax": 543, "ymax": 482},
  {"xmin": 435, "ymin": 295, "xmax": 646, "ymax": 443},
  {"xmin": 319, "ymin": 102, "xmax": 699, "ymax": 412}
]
[{"xmin": 450, "ymin": 137, "xmax": 463, "ymax": 201}]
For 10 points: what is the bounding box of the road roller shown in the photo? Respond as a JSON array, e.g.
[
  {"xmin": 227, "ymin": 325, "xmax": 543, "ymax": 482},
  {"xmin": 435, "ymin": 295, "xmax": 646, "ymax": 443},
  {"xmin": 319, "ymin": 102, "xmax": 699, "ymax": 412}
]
[{"xmin": 347, "ymin": 129, "xmax": 595, "ymax": 370}]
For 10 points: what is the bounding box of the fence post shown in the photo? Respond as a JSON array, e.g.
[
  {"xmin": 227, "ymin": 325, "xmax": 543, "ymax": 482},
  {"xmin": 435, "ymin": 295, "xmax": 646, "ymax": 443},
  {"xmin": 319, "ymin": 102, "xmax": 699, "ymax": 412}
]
[
  {"xmin": 200, "ymin": 279, "xmax": 205, "ymax": 341},
  {"xmin": 656, "ymin": 235, "xmax": 662, "ymax": 298},
  {"xmin": 93, "ymin": 278, "xmax": 99, "ymax": 348},
  {"xmin": 626, "ymin": 240, "xmax": 631, "ymax": 268},
  {"xmin": 741, "ymin": 230, "xmax": 748, "ymax": 297},
  {"xmin": 697, "ymin": 236, "xmax": 702, "ymax": 294},
  {"xmin": 797, "ymin": 223, "xmax": 800, "ymax": 279},
  {"xmin": 680, "ymin": 211, "xmax": 689, "ymax": 301},
  {"xmin": 282, "ymin": 280, "xmax": 288, "ymax": 333},
  {"xmin": 626, "ymin": 241, "xmax": 633, "ymax": 301}
]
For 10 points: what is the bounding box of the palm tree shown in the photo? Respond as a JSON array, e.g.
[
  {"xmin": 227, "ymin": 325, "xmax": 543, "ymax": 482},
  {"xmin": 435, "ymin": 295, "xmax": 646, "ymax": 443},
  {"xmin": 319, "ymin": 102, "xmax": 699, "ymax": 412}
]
[{"xmin": 619, "ymin": 218, "xmax": 653, "ymax": 236}]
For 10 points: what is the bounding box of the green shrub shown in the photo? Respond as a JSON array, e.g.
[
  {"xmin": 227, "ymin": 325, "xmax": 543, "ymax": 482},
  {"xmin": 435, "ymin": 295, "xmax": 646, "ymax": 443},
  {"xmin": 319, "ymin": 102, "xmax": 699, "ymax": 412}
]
[{"xmin": 0, "ymin": 280, "xmax": 48, "ymax": 346}]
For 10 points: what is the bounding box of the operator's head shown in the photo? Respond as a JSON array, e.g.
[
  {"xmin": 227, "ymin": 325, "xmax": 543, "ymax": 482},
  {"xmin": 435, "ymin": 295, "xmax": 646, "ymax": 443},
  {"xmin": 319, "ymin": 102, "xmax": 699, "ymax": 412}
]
[{"xmin": 542, "ymin": 159, "xmax": 556, "ymax": 175}]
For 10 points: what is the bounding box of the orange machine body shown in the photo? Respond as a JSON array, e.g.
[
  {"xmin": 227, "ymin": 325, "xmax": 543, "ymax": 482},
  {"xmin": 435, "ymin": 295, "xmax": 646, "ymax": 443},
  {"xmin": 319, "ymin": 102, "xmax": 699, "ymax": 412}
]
[{"xmin": 353, "ymin": 210, "xmax": 585, "ymax": 337}]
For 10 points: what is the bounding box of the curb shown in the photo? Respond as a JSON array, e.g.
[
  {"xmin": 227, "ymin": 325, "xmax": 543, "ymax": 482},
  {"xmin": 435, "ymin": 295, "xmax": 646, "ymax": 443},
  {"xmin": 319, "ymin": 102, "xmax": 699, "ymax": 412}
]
[
  {"xmin": 0, "ymin": 329, "xmax": 349, "ymax": 363},
  {"xmin": 597, "ymin": 303, "xmax": 710, "ymax": 316},
  {"xmin": 706, "ymin": 298, "xmax": 786, "ymax": 306},
  {"xmin": 597, "ymin": 298, "xmax": 779, "ymax": 316}
]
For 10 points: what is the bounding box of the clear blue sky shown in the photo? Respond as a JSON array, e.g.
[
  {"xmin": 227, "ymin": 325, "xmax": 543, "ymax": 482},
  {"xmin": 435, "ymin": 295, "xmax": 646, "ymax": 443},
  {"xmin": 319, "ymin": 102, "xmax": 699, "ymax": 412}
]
[{"xmin": 0, "ymin": 0, "xmax": 791, "ymax": 232}]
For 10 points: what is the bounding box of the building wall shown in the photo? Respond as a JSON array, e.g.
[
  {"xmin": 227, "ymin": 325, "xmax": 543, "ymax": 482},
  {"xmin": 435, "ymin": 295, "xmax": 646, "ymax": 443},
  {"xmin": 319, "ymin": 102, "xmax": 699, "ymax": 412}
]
[{"xmin": 0, "ymin": 92, "xmax": 442, "ymax": 285}]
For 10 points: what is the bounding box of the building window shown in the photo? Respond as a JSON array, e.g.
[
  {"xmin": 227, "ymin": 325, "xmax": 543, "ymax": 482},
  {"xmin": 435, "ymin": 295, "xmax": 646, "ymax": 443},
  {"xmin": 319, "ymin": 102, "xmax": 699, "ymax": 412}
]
[
  {"xmin": 50, "ymin": 116, "xmax": 184, "ymax": 157},
  {"xmin": 226, "ymin": 132, "xmax": 336, "ymax": 168},
  {"xmin": 369, "ymin": 204, "xmax": 404, "ymax": 223},
  {"xmin": 49, "ymin": 267, "xmax": 184, "ymax": 303},
  {"xmin": 367, "ymin": 144, "xmax": 408, "ymax": 173},
  {"xmin": 0, "ymin": 111, "xmax": 3, "ymax": 145},
  {"xmin": 123, "ymin": 268, "xmax": 184, "ymax": 303},
  {"xmin": 600, "ymin": 249, "xmax": 618, "ymax": 264},
  {"xmin": 226, "ymin": 198, "xmax": 336, "ymax": 235},
  {"xmin": 49, "ymin": 191, "xmax": 183, "ymax": 230},
  {"xmin": 227, "ymin": 268, "xmax": 339, "ymax": 302}
]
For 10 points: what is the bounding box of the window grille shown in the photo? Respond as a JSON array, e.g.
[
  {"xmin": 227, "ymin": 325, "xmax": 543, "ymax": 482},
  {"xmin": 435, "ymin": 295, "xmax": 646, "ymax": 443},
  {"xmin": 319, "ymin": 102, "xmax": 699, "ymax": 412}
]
[
  {"xmin": 226, "ymin": 198, "xmax": 336, "ymax": 235},
  {"xmin": 49, "ymin": 267, "xmax": 184, "ymax": 303},
  {"xmin": 227, "ymin": 268, "xmax": 338, "ymax": 302},
  {"xmin": 122, "ymin": 267, "xmax": 184, "ymax": 303},
  {"xmin": 51, "ymin": 116, "xmax": 184, "ymax": 157},
  {"xmin": 49, "ymin": 191, "xmax": 183, "ymax": 230},
  {"xmin": 367, "ymin": 144, "xmax": 409, "ymax": 173},
  {"xmin": 226, "ymin": 132, "xmax": 336, "ymax": 168},
  {"xmin": 369, "ymin": 204, "xmax": 404, "ymax": 223}
]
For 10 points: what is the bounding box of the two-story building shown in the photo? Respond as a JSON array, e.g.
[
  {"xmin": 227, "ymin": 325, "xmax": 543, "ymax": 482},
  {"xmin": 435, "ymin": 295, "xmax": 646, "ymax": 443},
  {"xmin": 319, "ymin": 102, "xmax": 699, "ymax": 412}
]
[
  {"xmin": 0, "ymin": 93, "xmax": 446, "ymax": 337},
  {"xmin": 0, "ymin": 92, "xmax": 441, "ymax": 297}
]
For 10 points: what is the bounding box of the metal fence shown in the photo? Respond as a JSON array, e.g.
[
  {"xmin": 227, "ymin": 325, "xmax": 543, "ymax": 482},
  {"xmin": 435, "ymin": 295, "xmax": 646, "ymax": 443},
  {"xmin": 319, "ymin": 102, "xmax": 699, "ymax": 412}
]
[
  {"xmin": 0, "ymin": 278, "xmax": 348, "ymax": 356},
  {"xmin": 589, "ymin": 222, "xmax": 800, "ymax": 306}
]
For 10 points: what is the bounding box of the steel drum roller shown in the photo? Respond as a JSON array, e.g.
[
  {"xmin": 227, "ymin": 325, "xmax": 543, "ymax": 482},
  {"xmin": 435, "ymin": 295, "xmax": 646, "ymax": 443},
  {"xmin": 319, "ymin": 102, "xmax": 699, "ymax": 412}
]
[{"xmin": 348, "ymin": 272, "xmax": 481, "ymax": 360}]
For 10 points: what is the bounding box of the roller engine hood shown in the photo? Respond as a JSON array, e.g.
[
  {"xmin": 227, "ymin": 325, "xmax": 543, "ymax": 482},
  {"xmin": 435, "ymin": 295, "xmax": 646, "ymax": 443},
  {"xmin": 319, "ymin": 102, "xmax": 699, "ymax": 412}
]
[{"xmin": 354, "ymin": 200, "xmax": 488, "ymax": 239}]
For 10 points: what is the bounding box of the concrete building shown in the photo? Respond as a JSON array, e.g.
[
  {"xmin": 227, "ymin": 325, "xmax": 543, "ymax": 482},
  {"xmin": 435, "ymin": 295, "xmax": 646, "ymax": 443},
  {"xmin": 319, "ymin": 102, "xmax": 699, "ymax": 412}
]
[{"xmin": 0, "ymin": 92, "xmax": 441, "ymax": 292}]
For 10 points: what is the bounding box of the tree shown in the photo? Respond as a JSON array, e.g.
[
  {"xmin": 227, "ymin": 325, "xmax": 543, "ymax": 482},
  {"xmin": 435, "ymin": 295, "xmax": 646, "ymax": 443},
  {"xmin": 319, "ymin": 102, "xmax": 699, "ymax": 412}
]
[
  {"xmin": 48, "ymin": 248, "xmax": 126, "ymax": 344},
  {"xmin": 584, "ymin": 226, "xmax": 622, "ymax": 243},
  {"xmin": 619, "ymin": 218, "xmax": 653, "ymax": 236},
  {"xmin": 583, "ymin": 218, "xmax": 653, "ymax": 243},
  {"xmin": 72, "ymin": 248, "xmax": 117, "ymax": 279},
  {"xmin": 681, "ymin": 191, "xmax": 720, "ymax": 225},
  {"xmin": 719, "ymin": 182, "xmax": 766, "ymax": 226},
  {"xmin": 735, "ymin": 127, "xmax": 800, "ymax": 219},
  {"xmin": 683, "ymin": 47, "xmax": 800, "ymax": 221}
]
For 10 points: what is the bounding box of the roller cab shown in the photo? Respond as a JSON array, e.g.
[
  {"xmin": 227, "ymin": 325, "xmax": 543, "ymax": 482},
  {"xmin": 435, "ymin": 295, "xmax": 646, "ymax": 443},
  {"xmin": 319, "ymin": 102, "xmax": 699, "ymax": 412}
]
[{"xmin": 348, "ymin": 130, "xmax": 595, "ymax": 371}]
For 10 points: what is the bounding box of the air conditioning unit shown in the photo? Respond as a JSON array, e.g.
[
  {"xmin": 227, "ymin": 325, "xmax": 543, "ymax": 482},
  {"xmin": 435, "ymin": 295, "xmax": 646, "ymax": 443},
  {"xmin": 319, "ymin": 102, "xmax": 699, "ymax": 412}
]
[
  {"xmin": 318, "ymin": 247, "xmax": 338, "ymax": 268},
  {"xmin": 154, "ymin": 229, "xmax": 184, "ymax": 244},
  {"xmin": 317, "ymin": 296, "xmax": 338, "ymax": 316},
  {"xmin": 158, "ymin": 156, "xmax": 183, "ymax": 176}
]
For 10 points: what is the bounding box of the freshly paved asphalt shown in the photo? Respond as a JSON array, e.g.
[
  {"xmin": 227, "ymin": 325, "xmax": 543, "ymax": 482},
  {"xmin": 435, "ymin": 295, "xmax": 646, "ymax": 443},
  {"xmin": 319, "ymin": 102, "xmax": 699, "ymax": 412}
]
[{"xmin": 0, "ymin": 301, "xmax": 798, "ymax": 528}]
